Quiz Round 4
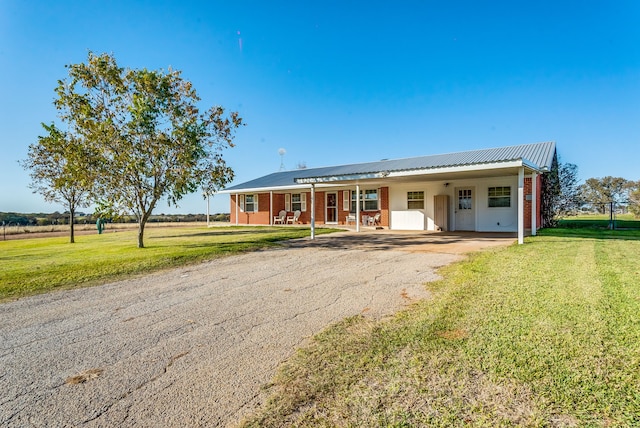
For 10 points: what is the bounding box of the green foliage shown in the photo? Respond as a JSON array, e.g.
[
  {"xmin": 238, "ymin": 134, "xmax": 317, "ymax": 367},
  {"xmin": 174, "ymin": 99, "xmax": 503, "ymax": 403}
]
[
  {"xmin": 0, "ymin": 226, "xmax": 337, "ymax": 301},
  {"xmin": 628, "ymin": 183, "xmax": 640, "ymax": 218},
  {"xmin": 50, "ymin": 52, "xmax": 243, "ymax": 247},
  {"xmin": 242, "ymin": 232, "xmax": 640, "ymax": 427},
  {"xmin": 540, "ymin": 154, "xmax": 580, "ymax": 227},
  {"xmin": 20, "ymin": 123, "xmax": 93, "ymax": 243},
  {"xmin": 579, "ymin": 176, "xmax": 631, "ymax": 213}
]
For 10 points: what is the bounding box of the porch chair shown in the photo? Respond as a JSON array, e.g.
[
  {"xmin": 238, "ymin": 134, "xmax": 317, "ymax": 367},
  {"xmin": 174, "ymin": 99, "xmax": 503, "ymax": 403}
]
[
  {"xmin": 286, "ymin": 210, "xmax": 301, "ymax": 224},
  {"xmin": 273, "ymin": 210, "xmax": 286, "ymax": 224},
  {"xmin": 345, "ymin": 213, "xmax": 356, "ymax": 225},
  {"xmin": 368, "ymin": 212, "xmax": 381, "ymax": 226}
]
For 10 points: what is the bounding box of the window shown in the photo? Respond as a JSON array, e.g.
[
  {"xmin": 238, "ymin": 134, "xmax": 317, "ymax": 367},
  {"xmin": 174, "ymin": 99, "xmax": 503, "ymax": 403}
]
[
  {"xmin": 244, "ymin": 194, "xmax": 258, "ymax": 212},
  {"xmin": 407, "ymin": 191, "xmax": 425, "ymax": 209},
  {"xmin": 291, "ymin": 193, "xmax": 306, "ymax": 211},
  {"xmin": 488, "ymin": 186, "xmax": 511, "ymax": 207},
  {"xmin": 351, "ymin": 189, "xmax": 379, "ymax": 211},
  {"xmin": 458, "ymin": 189, "xmax": 472, "ymax": 210}
]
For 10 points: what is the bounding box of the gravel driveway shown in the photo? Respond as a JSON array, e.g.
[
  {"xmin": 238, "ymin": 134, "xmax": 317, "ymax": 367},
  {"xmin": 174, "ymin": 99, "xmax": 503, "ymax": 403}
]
[{"xmin": 0, "ymin": 231, "xmax": 513, "ymax": 427}]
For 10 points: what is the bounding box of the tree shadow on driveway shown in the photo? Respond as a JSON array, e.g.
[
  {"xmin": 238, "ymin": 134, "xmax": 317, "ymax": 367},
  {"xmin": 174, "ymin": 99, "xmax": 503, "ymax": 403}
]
[{"xmin": 281, "ymin": 230, "xmax": 517, "ymax": 254}]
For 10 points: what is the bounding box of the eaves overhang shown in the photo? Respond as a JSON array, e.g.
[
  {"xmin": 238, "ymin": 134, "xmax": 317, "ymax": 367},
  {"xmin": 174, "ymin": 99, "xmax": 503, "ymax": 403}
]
[
  {"xmin": 218, "ymin": 183, "xmax": 311, "ymax": 194},
  {"xmin": 294, "ymin": 158, "xmax": 542, "ymax": 184}
]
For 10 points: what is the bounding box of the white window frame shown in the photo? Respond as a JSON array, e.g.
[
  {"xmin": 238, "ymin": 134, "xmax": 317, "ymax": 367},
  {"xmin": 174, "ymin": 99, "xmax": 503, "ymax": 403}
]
[
  {"xmin": 291, "ymin": 193, "xmax": 307, "ymax": 212},
  {"xmin": 351, "ymin": 189, "xmax": 379, "ymax": 211},
  {"xmin": 244, "ymin": 194, "xmax": 258, "ymax": 212},
  {"xmin": 488, "ymin": 186, "xmax": 511, "ymax": 208},
  {"xmin": 407, "ymin": 191, "xmax": 425, "ymax": 210}
]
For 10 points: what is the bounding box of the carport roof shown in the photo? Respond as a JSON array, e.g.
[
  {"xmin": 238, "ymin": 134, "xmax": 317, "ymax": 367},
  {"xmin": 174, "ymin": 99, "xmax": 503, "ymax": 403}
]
[{"xmin": 222, "ymin": 141, "xmax": 556, "ymax": 192}]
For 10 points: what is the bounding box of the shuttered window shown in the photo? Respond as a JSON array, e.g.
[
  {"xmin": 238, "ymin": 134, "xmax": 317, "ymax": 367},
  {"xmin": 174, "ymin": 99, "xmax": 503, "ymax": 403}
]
[{"xmin": 291, "ymin": 193, "xmax": 306, "ymax": 212}]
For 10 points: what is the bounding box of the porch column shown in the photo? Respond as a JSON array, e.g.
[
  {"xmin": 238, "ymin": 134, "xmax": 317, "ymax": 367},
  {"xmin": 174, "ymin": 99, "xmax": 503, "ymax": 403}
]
[
  {"xmin": 356, "ymin": 184, "xmax": 360, "ymax": 233},
  {"xmin": 531, "ymin": 172, "xmax": 537, "ymax": 236},
  {"xmin": 518, "ymin": 167, "xmax": 524, "ymax": 244},
  {"xmin": 310, "ymin": 184, "xmax": 316, "ymax": 240},
  {"xmin": 269, "ymin": 191, "xmax": 273, "ymax": 225},
  {"xmin": 235, "ymin": 193, "xmax": 239, "ymax": 226}
]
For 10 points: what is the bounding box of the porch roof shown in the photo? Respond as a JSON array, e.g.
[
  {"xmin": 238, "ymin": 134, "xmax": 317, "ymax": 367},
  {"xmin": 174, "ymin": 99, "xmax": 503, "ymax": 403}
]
[{"xmin": 221, "ymin": 141, "xmax": 555, "ymax": 193}]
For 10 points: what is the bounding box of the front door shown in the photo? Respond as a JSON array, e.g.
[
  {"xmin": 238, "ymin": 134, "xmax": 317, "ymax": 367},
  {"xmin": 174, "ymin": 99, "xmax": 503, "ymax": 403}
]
[
  {"xmin": 326, "ymin": 192, "xmax": 338, "ymax": 224},
  {"xmin": 455, "ymin": 187, "xmax": 475, "ymax": 231}
]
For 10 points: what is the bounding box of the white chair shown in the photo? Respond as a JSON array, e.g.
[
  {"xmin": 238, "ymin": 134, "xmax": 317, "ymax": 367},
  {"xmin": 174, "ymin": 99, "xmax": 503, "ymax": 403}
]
[
  {"xmin": 368, "ymin": 212, "xmax": 381, "ymax": 226},
  {"xmin": 345, "ymin": 213, "xmax": 356, "ymax": 225},
  {"xmin": 273, "ymin": 210, "xmax": 286, "ymax": 224},
  {"xmin": 286, "ymin": 210, "xmax": 301, "ymax": 224}
]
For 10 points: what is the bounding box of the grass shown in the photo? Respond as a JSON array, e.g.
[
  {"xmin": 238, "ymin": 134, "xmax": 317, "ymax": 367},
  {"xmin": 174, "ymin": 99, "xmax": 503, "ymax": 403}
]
[
  {"xmin": 0, "ymin": 225, "xmax": 338, "ymax": 301},
  {"xmin": 558, "ymin": 213, "xmax": 640, "ymax": 230},
  {"xmin": 241, "ymin": 229, "xmax": 640, "ymax": 427}
]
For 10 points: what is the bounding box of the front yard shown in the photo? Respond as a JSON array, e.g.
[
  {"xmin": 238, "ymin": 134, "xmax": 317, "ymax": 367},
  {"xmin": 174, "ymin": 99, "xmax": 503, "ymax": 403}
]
[
  {"xmin": 242, "ymin": 228, "xmax": 640, "ymax": 427},
  {"xmin": 0, "ymin": 226, "xmax": 337, "ymax": 301}
]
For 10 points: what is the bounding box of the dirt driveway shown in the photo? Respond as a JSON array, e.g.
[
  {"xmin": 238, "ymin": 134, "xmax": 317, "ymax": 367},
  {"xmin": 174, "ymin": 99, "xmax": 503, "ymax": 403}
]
[{"xmin": 0, "ymin": 231, "xmax": 514, "ymax": 427}]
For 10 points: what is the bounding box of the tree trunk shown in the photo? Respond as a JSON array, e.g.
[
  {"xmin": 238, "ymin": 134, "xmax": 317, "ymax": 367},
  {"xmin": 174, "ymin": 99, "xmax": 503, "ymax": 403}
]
[
  {"xmin": 69, "ymin": 208, "xmax": 75, "ymax": 244},
  {"xmin": 137, "ymin": 220, "xmax": 145, "ymax": 248}
]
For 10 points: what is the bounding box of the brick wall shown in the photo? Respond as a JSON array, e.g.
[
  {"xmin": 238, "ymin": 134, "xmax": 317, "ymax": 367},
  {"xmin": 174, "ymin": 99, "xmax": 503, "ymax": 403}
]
[{"xmin": 523, "ymin": 175, "xmax": 543, "ymax": 231}]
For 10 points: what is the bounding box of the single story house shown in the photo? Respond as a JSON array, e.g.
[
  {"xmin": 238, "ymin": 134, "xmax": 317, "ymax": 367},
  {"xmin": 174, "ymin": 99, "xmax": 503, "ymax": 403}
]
[{"xmin": 220, "ymin": 141, "xmax": 557, "ymax": 244}]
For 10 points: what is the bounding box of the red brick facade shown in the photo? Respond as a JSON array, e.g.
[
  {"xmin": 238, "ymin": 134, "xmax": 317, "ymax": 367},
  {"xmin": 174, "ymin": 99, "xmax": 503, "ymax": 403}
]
[
  {"xmin": 523, "ymin": 175, "xmax": 542, "ymax": 231},
  {"xmin": 230, "ymin": 187, "xmax": 390, "ymax": 227}
]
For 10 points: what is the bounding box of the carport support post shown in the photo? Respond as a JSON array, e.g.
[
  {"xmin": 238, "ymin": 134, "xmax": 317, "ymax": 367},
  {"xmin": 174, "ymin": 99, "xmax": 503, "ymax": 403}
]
[
  {"xmin": 531, "ymin": 172, "xmax": 537, "ymax": 236},
  {"xmin": 356, "ymin": 184, "xmax": 360, "ymax": 233},
  {"xmin": 518, "ymin": 167, "xmax": 524, "ymax": 244},
  {"xmin": 269, "ymin": 191, "xmax": 273, "ymax": 225},
  {"xmin": 310, "ymin": 184, "xmax": 316, "ymax": 240}
]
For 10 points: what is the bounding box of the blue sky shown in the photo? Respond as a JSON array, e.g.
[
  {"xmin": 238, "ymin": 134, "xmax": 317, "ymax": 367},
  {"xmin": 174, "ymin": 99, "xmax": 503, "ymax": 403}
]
[{"xmin": 1, "ymin": 1, "xmax": 638, "ymax": 215}]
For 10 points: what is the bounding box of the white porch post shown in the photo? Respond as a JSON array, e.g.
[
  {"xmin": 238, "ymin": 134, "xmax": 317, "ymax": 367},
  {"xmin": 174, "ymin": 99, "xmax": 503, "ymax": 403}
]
[
  {"xmin": 518, "ymin": 167, "xmax": 524, "ymax": 244},
  {"xmin": 531, "ymin": 172, "xmax": 537, "ymax": 236},
  {"xmin": 355, "ymin": 184, "xmax": 360, "ymax": 233},
  {"xmin": 269, "ymin": 191, "xmax": 273, "ymax": 225},
  {"xmin": 310, "ymin": 184, "xmax": 316, "ymax": 240},
  {"xmin": 235, "ymin": 193, "xmax": 239, "ymax": 226}
]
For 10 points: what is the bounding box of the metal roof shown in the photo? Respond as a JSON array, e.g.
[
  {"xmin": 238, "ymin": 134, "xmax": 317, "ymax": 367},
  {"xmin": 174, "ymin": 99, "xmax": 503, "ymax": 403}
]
[{"xmin": 223, "ymin": 141, "xmax": 556, "ymax": 192}]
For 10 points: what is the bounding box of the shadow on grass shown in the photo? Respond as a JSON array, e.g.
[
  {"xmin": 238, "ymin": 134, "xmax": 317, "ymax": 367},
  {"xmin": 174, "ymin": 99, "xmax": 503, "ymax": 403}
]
[
  {"xmin": 149, "ymin": 226, "xmax": 311, "ymax": 240},
  {"xmin": 538, "ymin": 228, "xmax": 640, "ymax": 241}
]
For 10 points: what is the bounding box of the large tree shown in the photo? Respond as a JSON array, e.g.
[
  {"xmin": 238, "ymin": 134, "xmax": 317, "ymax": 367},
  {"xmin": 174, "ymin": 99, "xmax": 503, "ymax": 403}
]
[
  {"xmin": 539, "ymin": 154, "xmax": 579, "ymax": 227},
  {"xmin": 578, "ymin": 176, "xmax": 629, "ymax": 214},
  {"xmin": 628, "ymin": 181, "xmax": 640, "ymax": 218},
  {"xmin": 21, "ymin": 123, "xmax": 93, "ymax": 243},
  {"xmin": 555, "ymin": 161, "xmax": 580, "ymax": 217},
  {"xmin": 54, "ymin": 52, "xmax": 242, "ymax": 247}
]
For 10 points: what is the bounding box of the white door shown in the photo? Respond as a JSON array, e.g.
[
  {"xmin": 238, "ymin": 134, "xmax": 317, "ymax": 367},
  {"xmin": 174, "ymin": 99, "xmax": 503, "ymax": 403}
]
[
  {"xmin": 326, "ymin": 192, "xmax": 338, "ymax": 224},
  {"xmin": 455, "ymin": 188, "xmax": 475, "ymax": 231}
]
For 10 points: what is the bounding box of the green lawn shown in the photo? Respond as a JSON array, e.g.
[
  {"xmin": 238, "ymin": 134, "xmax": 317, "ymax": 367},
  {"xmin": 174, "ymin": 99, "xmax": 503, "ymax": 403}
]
[
  {"xmin": 558, "ymin": 213, "xmax": 640, "ymax": 230},
  {"xmin": 0, "ymin": 226, "xmax": 336, "ymax": 301},
  {"xmin": 242, "ymin": 229, "xmax": 640, "ymax": 427}
]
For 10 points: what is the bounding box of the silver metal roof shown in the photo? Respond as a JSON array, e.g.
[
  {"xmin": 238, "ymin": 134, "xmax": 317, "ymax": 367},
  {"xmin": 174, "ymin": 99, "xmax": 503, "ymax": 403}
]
[{"xmin": 223, "ymin": 141, "xmax": 556, "ymax": 192}]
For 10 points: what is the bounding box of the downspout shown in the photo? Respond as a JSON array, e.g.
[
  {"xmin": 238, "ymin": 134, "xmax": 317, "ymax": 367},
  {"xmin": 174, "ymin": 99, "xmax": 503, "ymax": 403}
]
[
  {"xmin": 269, "ymin": 191, "xmax": 273, "ymax": 225},
  {"xmin": 531, "ymin": 172, "xmax": 537, "ymax": 236},
  {"xmin": 310, "ymin": 184, "xmax": 316, "ymax": 240},
  {"xmin": 356, "ymin": 184, "xmax": 360, "ymax": 233},
  {"xmin": 518, "ymin": 167, "xmax": 524, "ymax": 244}
]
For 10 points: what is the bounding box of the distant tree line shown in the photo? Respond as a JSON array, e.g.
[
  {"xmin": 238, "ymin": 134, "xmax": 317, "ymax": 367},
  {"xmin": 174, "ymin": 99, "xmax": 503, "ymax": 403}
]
[
  {"xmin": 0, "ymin": 212, "xmax": 230, "ymax": 226},
  {"xmin": 542, "ymin": 167, "xmax": 639, "ymax": 221},
  {"xmin": 537, "ymin": 155, "xmax": 639, "ymax": 227},
  {"xmin": 578, "ymin": 177, "xmax": 640, "ymax": 217}
]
